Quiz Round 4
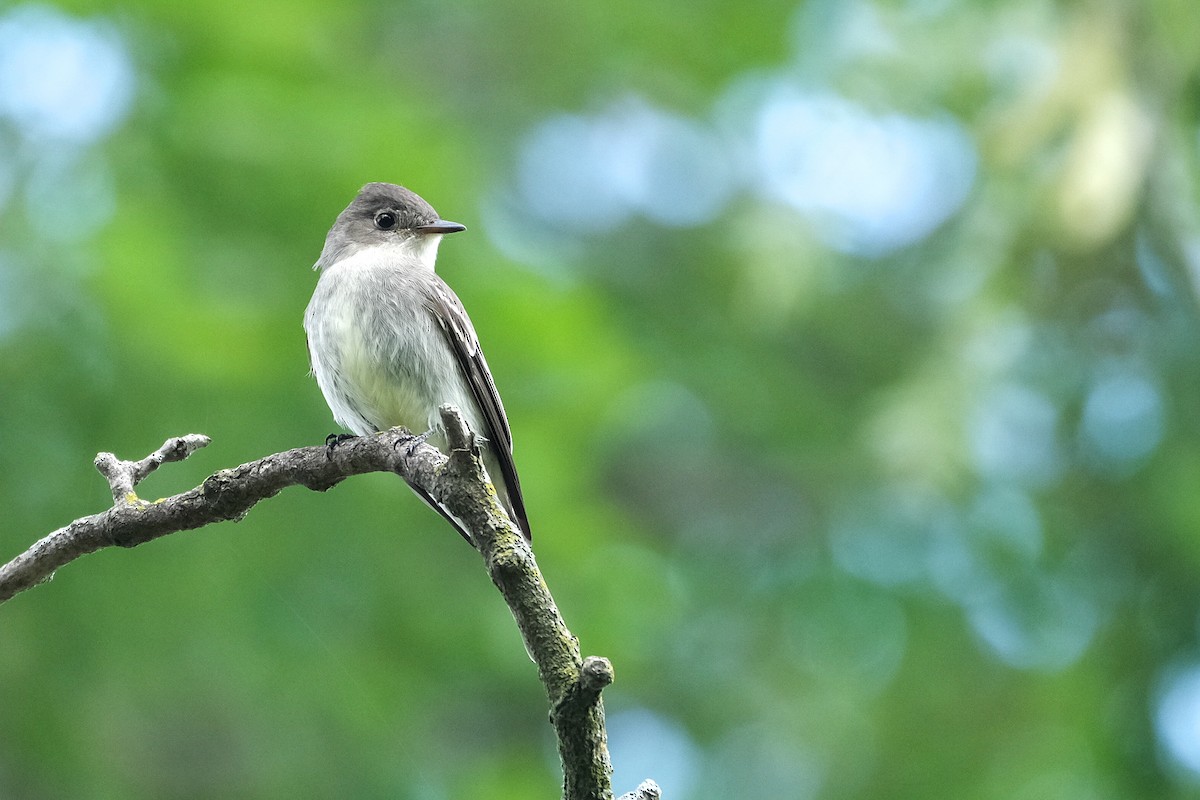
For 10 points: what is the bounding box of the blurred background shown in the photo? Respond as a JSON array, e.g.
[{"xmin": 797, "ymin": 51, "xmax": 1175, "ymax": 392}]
[{"xmin": 2, "ymin": 0, "xmax": 1200, "ymax": 797}]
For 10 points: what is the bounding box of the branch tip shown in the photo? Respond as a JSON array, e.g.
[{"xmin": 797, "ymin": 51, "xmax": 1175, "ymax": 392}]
[
  {"xmin": 160, "ymin": 434, "xmax": 211, "ymax": 461},
  {"xmin": 580, "ymin": 656, "xmax": 615, "ymax": 691},
  {"xmin": 617, "ymin": 779, "xmax": 663, "ymax": 800},
  {"xmin": 438, "ymin": 403, "xmax": 475, "ymax": 452}
]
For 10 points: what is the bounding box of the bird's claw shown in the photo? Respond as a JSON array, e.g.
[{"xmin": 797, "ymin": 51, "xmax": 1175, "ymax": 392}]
[
  {"xmin": 394, "ymin": 428, "xmax": 433, "ymax": 458},
  {"xmin": 325, "ymin": 433, "xmax": 356, "ymax": 460}
]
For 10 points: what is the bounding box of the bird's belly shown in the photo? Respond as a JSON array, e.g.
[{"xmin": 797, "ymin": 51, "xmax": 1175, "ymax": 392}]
[
  {"xmin": 328, "ymin": 311, "xmax": 438, "ymax": 431},
  {"xmin": 340, "ymin": 346, "xmax": 431, "ymax": 433},
  {"xmin": 307, "ymin": 282, "xmax": 424, "ymax": 432},
  {"xmin": 307, "ymin": 264, "xmax": 480, "ymax": 440}
]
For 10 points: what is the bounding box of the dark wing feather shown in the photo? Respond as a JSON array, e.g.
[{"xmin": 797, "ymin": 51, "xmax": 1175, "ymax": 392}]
[
  {"xmin": 408, "ymin": 482, "xmax": 475, "ymax": 545},
  {"xmin": 426, "ymin": 276, "xmax": 532, "ymax": 540}
]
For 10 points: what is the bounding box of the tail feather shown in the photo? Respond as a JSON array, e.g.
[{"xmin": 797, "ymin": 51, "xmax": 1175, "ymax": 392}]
[{"xmin": 406, "ymin": 482, "xmax": 474, "ymax": 545}]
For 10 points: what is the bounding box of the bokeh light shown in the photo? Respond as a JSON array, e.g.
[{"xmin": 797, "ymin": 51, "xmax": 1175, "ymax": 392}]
[
  {"xmin": 3, "ymin": 0, "xmax": 1200, "ymax": 798},
  {"xmin": 1156, "ymin": 663, "xmax": 1200, "ymax": 777},
  {"xmin": 0, "ymin": 4, "xmax": 134, "ymax": 144}
]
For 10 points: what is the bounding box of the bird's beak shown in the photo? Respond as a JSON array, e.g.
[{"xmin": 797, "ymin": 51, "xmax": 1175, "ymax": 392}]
[{"xmin": 418, "ymin": 219, "xmax": 467, "ymax": 234}]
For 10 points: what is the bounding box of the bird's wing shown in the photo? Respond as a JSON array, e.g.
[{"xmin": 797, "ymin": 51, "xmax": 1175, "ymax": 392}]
[{"xmin": 425, "ymin": 276, "xmax": 532, "ymax": 540}]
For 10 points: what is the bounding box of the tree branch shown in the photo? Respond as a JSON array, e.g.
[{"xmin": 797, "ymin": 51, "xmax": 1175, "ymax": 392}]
[{"xmin": 0, "ymin": 406, "xmax": 656, "ymax": 800}]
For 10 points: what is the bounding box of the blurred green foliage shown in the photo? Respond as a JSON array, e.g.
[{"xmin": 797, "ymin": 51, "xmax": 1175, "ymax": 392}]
[{"xmin": 3, "ymin": 0, "xmax": 1200, "ymax": 797}]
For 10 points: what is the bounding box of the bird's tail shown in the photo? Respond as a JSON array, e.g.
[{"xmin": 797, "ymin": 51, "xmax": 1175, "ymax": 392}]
[
  {"xmin": 406, "ymin": 482, "xmax": 475, "ymax": 545},
  {"xmin": 403, "ymin": 449, "xmax": 529, "ymax": 545}
]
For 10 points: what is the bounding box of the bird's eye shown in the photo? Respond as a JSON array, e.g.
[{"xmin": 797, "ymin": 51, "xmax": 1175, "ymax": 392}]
[{"xmin": 374, "ymin": 212, "xmax": 397, "ymax": 230}]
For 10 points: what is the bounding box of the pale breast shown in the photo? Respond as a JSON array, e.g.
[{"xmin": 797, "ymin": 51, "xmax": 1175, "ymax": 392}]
[{"xmin": 305, "ymin": 247, "xmax": 466, "ymax": 436}]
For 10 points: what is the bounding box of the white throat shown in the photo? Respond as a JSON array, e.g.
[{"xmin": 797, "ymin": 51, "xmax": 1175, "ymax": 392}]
[{"xmin": 397, "ymin": 232, "xmax": 444, "ymax": 271}]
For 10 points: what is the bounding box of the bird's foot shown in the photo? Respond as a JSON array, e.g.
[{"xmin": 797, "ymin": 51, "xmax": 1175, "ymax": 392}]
[
  {"xmin": 394, "ymin": 428, "xmax": 434, "ymax": 458},
  {"xmin": 325, "ymin": 433, "xmax": 357, "ymax": 460}
]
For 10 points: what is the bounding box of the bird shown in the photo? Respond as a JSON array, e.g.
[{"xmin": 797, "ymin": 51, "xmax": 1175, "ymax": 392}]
[{"xmin": 303, "ymin": 182, "xmax": 531, "ymax": 543}]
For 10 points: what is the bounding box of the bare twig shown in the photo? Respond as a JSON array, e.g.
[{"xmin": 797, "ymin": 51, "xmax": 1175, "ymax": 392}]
[
  {"xmin": 94, "ymin": 433, "xmax": 212, "ymax": 504},
  {"xmin": 0, "ymin": 406, "xmax": 655, "ymax": 800}
]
